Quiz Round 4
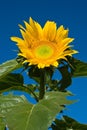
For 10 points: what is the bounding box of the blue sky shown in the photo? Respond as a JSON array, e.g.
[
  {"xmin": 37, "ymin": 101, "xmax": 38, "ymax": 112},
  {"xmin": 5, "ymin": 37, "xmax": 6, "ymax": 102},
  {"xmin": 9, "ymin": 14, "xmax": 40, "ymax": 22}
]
[{"xmin": 0, "ymin": 0, "xmax": 87, "ymax": 124}]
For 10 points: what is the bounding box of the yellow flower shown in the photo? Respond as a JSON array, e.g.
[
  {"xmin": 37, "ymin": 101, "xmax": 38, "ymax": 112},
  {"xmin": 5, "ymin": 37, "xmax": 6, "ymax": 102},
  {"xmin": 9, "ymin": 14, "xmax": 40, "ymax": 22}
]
[{"xmin": 11, "ymin": 17, "xmax": 78, "ymax": 68}]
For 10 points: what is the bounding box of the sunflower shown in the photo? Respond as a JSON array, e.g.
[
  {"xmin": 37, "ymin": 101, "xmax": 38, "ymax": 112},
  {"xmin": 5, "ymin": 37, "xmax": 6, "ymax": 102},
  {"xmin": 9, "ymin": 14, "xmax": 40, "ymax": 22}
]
[{"xmin": 11, "ymin": 17, "xmax": 78, "ymax": 68}]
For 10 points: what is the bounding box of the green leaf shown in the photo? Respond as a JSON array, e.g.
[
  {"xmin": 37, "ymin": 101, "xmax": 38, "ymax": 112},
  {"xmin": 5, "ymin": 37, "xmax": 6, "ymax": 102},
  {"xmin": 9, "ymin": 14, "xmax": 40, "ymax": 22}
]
[
  {"xmin": 0, "ymin": 59, "xmax": 22, "ymax": 79},
  {"xmin": 64, "ymin": 116, "xmax": 87, "ymax": 130},
  {"xmin": 0, "ymin": 92, "xmax": 72, "ymax": 130},
  {"xmin": 0, "ymin": 73, "xmax": 37, "ymax": 98},
  {"xmin": 58, "ymin": 65, "xmax": 72, "ymax": 91},
  {"xmin": 48, "ymin": 80, "xmax": 59, "ymax": 91},
  {"xmin": 51, "ymin": 116, "xmax": 87, "ymax": 130},
  {"xmin": 0, "ymin": 117, "xmax": 6, "ymax": 130},
  {"xmin": 67, "ymin": 57, "xmax": 87, "ymax": 77},
  {"xmin": 0, "ymin": 73, "xmax": 24, "ymax": 93}
]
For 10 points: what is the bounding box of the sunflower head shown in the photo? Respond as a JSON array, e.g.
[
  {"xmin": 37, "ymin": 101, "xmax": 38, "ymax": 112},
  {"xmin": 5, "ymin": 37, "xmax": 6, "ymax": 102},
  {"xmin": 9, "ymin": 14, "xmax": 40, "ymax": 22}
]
[{"xmin": 11, "ymin": 17, "xmax": 78, "ymax": 68}]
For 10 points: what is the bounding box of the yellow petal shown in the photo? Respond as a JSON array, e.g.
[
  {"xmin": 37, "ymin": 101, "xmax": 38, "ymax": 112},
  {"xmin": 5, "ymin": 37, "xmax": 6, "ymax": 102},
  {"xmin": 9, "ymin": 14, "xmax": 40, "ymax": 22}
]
[
  {"xmin": 43, "ymin": 21, "xmax": 56, "ymax": 41},
  {"xmin": 55, "ymin": 25, "xmax": 64, "ymax": 41},
  {"xmin": 24, "ymin": 21, "xmax": 33, "ymax": 34},
  {"xmin": 62, "ymin": 38, "xmax": 74, "ymax": 45},
  {"xmin": 34, "ymin": 21, "xmax": 43, "ymax": 39},
  {"xmin": 10, "ymin": 37, "xmax": 23, "ymax": 43},
  {"xmin": 29, "ymin": 17, "xmax": 38, "ymax": 36},
  {"xmin": 52, "ymin": 61, "xmax": 58, "ymax": 67},
  {"xmin": 11, "ymin": 17, "xmax": 78, "ymax": 69},
  {"xmin": 29, "ymin": 17, "xmax": 36, "ymax": 29},
  {"xmin": 18, "ymin": 24, "xmax": 25, "ymax": 31},
  {"xmin": 38, "ymin": 63, "xmax": 46, "ymax": 68},
  {"xmin": 56, "ymin": 25, "xmax": 64, "ymax": 36},
  {"xmin": 30, "ymin": 17, "xmax": 43, "ymax": 40}
]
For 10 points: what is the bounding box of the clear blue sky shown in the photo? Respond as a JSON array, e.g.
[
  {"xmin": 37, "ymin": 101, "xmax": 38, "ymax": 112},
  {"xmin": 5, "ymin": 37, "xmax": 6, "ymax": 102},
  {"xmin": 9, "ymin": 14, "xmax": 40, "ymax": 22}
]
[{"xmin": 0, "ymin": 0, "xmax": 87, "ymax": 124}]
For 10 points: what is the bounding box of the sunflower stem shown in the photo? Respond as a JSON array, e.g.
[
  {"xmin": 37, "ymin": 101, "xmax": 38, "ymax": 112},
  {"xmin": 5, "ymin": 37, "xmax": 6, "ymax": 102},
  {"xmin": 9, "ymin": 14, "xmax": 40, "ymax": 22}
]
[{"xmin": 39, "ymin": 69, "xmax": 45, "ymax": 100}]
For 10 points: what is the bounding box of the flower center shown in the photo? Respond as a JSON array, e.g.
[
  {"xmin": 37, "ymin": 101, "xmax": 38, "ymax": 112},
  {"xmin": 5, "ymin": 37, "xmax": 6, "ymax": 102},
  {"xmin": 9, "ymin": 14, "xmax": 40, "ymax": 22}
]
[{"xmin": 34, "ymin": 42, "xmax": 54, "ymax": 59}]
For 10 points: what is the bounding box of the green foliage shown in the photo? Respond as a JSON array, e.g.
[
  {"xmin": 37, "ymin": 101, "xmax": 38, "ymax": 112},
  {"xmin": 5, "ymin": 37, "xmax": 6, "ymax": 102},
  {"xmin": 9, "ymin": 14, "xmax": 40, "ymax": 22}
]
[
  {"xmin": 58, "ymin": 65, "xmax": 72, "ymax": 91},
  {"xmin": 0, "ymin": 92, "xmax": 72, "ymax": 130},
  {"xmin": 0, "ymin": 59, "xmax": 22, "ymax": 80},
  {"xmin": 0, "ymin": 57, "xmax": 87, "ymax": 129},
  {"xmin": 0, "ymin": 73, "xmax": 24, "ymax": 93},
  {"xmin": 0, "ymin": 117, "xmax": 6, "ymax": 130},
  {"xmin": 68, "ymin": 57, "xmax": 87, "ymax": 77},
  {"xmin": 51, "ymin": 116, "xmax": 87, "ymax": 130}
]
